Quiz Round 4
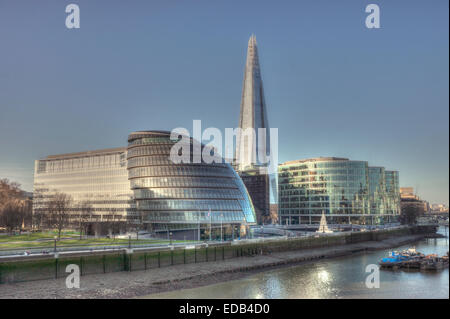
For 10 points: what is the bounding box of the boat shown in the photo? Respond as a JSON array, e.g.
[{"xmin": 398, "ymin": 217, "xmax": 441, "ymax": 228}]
[
  {"xmin": 379, "ymin": 248, "xmax": 448, "ymax": 271},
  {"xmin": 379, "ymin": 252, "xmax": 411, "ymax": 269},
  {"xmin": 420, "ymin": 253, "xmax": 449, "ymax": 271}
]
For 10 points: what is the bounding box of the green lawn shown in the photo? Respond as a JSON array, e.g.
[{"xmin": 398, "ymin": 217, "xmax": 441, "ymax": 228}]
[
  {"xmin": 0, "ymin": 231, "xmax": 194, "ymax": 250},
  {"xmin": 0, "ymin": 231, "xmax": 79, "ymax": 243}
]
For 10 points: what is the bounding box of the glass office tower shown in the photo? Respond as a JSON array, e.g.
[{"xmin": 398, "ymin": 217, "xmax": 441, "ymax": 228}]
[
  {"xmin": 127, "ymin": 131, "xmax": 256, "ymax": 240},
  {"xmin": 385, "ymin": 170, "xmax": 401, "ymax": 216},
  {"xmin": 368, "ymin": 166, "xmax": 386, "ymax": 220},
  {"xmin": 278, "ymin": 157, "xmax": 400, "ymax": 225},
  {"xmin": 33, "ymin": 148, "xmax": 137, "ymax": 235}
]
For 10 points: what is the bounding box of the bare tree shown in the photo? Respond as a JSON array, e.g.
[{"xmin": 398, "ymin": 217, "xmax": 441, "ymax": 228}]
[
  {"xmin": 0, "ymin": 199, "xmax": 23, "ymax": 234},
  {"xmin": 0, "ymin": 179, "xmax": 31, "ymax": 234},
  {"xmin": 400, "ymin": 205, "xmax": 422, "ymax": 225},
  {"xmin": 78, "ymin": 201, "xmax": 93, "ymax": 239},
  {"xmin": 126, "ymin": 217, "xmax": 142, "ymax": 240},
  {"xmin": 0, "ymin": 178, "xmax": 22, "ymax": 205},
  {"xmin": 45, "ymin": 192, "xmax": 73, "ymax": 240}
]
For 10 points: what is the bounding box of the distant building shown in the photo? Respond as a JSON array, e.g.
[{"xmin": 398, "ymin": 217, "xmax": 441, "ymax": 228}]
[
  {"xmin": 278, "ymin": 157, "xmax": 400, "ymax": 225},
  {"xmin": 400, "ymin": 187, "xmax": 417, "ymax": 199},
  {"xmin": 431, "ymin": 204, "xmax": 449, "ymax": 213},
  {"xmin": 400, "ymin": 187, "xmax": 428, "ymax": 215}
]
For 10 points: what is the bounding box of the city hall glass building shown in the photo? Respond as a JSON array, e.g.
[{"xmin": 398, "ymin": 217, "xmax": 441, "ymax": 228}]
[
  {"xmin": 33, "ymin": 131, "xmax": 256, "ymax": 238},
  {"xmin": 278, "ymin": 157, "xmax": 400, "ymax": 225}
]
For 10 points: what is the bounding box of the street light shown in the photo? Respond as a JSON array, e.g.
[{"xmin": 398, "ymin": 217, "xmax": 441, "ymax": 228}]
[
  {"xmin": 128, "ymin": 235, "xmax": 131, "ymax": 249},
  {"xmin": 169, "ymin": 232, "xmax": 173, "ymax": 245},
  {"xmin": 220, "ymin": 213, "xmax": 224, "ymax": 242},
  {"xmin": 53, "ymin": 236, "xmax": 57, "ymax": 253}
]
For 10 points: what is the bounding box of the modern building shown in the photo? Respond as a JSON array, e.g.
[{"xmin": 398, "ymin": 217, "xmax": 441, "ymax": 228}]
[
  {"xmin": 278, "ymin": 157, "xmax": 400, "ymax": 225},
  {"xmin": 127, "ymin": 131, "xmax": 256, "ymax": 239},
  {"xmin": 234, "ymin": 35, "xmax": 272, "ymax": 224},
  {"xmin": 239, "ymin": 168, "xmax": 269, "ymax": 224},
  {"xmin": 385, "ymin": 170, "xmax": 401, "ymax": 215},
  {"xmin": 33, "ymin": 147, "xmax": 137, "ymax": 235},
  {"xmin": 33, "ymin": 132, "xmax": 257, "ymax": 239}
]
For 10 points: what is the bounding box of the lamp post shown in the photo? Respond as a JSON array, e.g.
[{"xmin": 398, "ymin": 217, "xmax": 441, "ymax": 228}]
[
  {"xmin": 53, "ymin": 236, "xmax": 57, "ymax": 253},
  {"xmin": 198, "ymin": 214, "xmax": 200, "ymax": 241},
  {"xmin": 209, "ymin": 208, "xmax": 212, "ymax": 242},
  {"xmin": 220, "ymin": 213, "xmax": 223, "ymax": 242},
  {"xmin": 128, "ymin": 235, "xmax": 131, "ymax": 249},
  {"xmin": 170, "ymin": 232, "xmax": 173, "ymax": 245}
]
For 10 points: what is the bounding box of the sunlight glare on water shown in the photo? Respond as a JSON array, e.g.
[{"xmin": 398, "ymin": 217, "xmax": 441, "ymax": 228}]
[{"xmin": 146, "ymin": 227, "xmax": 449, "ymax": 299}]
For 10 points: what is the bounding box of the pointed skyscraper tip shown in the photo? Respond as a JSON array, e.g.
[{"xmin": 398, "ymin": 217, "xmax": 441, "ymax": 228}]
[
  {"xmin": 249, "ymin": 34, "xmax": 257, "ymax": 47},
  {"xmin": 236, "ymin": 34, "xmax": 269, "ymax": 171}
]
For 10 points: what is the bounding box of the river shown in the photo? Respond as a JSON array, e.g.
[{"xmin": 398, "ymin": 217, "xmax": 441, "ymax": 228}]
[{"xmin": 146, "ymin": 227, "xmax": 449, "ymax": 299}]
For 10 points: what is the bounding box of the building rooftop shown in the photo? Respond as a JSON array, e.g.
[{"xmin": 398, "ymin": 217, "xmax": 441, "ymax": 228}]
[
  {"xmin": 280, "ymin": 157, "xmax": 350, "ymax": 166},
  {"xmin": 44, "ymin": 147, "xmax": 126, "ymax": 160}
]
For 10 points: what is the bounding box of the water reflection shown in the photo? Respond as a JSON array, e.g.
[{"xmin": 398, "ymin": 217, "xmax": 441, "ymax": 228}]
[{"xmin": 146, "ymin": 228, "xmax": 449, "ymax": 299}]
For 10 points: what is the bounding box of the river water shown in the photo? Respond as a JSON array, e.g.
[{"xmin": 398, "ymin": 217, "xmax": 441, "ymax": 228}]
[{"xmin": 147, "ymin": 227, "xmax": 449, "ymax": 299}]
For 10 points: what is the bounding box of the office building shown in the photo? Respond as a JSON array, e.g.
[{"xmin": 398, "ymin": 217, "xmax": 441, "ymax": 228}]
[
  {"xmin": 278, "ymin": 157, "xmax": 400, "ymax": 225},
  {"xmin": 33, "ymin": 132, "xmax": 256, "ymax": 238}
]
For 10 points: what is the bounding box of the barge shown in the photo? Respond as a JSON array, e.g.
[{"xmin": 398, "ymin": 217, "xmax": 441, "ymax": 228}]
[{"xmin": 379, "ymin": 248, "xmax": 448, "ymax": 271}]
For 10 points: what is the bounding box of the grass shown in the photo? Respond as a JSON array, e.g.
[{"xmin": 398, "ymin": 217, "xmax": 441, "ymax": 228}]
[
  {"xmin": 0, "ymin": 231, "xmax": 195, "ymax": 250},
  {"xmin": 0, "ymin": 231, "xmax": 79, "ymax": 243}
]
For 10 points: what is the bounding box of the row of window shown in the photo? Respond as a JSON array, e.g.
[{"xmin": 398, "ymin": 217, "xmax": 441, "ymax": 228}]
[
  {"xmin": 137, "ymin": 199, "xmax": 242, "ymax": 211},
  {"xmin": 37, "ymin": 154, "xmax": 126, "ymax": 173},
  {"xmin": 133, "ymin": 187, "xmax": 243, "ymax": 200},
  {"xmin": 130, "ymin": 177, "xmax": 238, "ymax": 189},
  {"xmin": 126, "ymin": 145, "xmax": 174, "ymax": 158},
  {"xmin": 128, "ymin": 136, "xmax": 176, "ymax": 146},
  {"xmin": 128, "ymin": 165, "xmax": 234, "ymax": 179},
  {"xmin": 142, "ymin": 211, "xmax": 246, "ymax": 222}
]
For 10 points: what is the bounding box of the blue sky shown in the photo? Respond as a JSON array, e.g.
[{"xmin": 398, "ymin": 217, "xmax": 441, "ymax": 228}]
[{"xmin": 0, "ymin": 0, "xmax": 448, "ymax": 205}]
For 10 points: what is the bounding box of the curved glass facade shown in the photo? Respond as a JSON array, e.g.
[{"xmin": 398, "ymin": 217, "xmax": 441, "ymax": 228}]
[
  {"xmin": 278, "ymin": 157, "xmax": 400, "ymax": 225},
  {"xmin": 127, "ymin": 131, "xmax": 256, "ymax": 235}
]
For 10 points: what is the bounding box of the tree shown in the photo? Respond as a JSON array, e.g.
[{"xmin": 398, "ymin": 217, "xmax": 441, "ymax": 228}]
[
  {"xmin": 0, "ymin": 179, "xmax": 31, "ymax": 233},
  {"xmin": 0, "ymin": 179, "xmax": 22, "ymax": 203},
  {"xmin": 78, "ymin": 201, "xmax": 93, "ymax": 239},
  {"xmin": 399, "ymin": 205, "xmax": 422, "ymax": 225},
  {"xmin": 45, "ymin": 192, "xmax": 73, "ymax": 240},
  {"xmin": 0, "ymin": 199, "xmax": 23, "ymax": 234}
]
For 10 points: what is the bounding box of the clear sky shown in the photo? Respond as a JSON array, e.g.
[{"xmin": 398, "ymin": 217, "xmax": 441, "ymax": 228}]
[{"xmin": 0, "ymin": 0, "xmax": 448, "ymax": 205}]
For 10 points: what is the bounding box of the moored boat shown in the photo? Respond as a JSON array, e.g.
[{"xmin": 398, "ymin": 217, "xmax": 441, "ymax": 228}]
[{"xmin": 379, "ymin": 248, "xmax": 448, "ymax": 271}]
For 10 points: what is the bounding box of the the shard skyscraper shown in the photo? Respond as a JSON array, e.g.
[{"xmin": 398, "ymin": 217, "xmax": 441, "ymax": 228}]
[
  {"xmin": 235, "ymin": 34, "xmax": 270, "ymax": 172},
  {"xmin": 235, "ymin": 35, "xmax": 273, "ymax": 224}
]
